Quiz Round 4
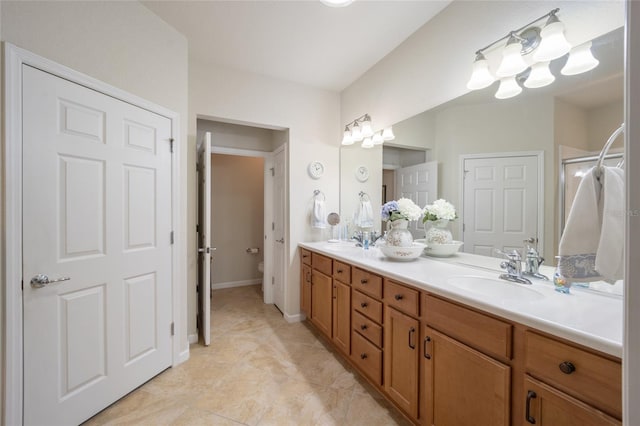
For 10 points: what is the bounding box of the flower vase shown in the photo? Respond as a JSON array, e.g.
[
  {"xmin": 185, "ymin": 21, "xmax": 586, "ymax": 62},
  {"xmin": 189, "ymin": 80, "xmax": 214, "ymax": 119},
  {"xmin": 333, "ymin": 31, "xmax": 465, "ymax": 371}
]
[
  {"xmin": 386, "ymin": 220, "xmax": 413, "ymax": 247},
  {"xmin": 424, "ymin": 219, "xmax": 453, "ymax": 244}
]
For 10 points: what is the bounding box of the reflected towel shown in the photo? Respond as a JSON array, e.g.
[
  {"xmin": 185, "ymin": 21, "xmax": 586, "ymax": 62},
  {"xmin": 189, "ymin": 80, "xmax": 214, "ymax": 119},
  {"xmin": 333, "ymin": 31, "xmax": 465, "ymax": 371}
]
[
  {"xmin": 312, "ymin": 198, "xmax": 327, "ymax": 229},
  {"xmin": 355, "ymin": 200, "xmax": 374, "ymax": 228},
  {"xmin": 558, "ymin": 166, "xmax": 624, "ymax": 283}
]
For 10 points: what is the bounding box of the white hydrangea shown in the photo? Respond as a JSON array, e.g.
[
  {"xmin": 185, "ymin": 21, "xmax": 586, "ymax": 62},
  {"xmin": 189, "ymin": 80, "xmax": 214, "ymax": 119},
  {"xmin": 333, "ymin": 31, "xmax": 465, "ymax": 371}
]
[
  {"xmin": 423, "ymin": 199, "xmax": 457, "ymax": 221},
  {"xmin": 396, "ymin": 197, "xmax": 423, "ymax": 221}
]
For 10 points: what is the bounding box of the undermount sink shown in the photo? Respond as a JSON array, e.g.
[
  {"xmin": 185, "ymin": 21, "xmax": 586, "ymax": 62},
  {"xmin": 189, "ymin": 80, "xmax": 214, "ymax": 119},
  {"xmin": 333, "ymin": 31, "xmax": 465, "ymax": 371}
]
[{"xmin": 446, "ymin": 275, "xmax": 545, "ymax": 301}]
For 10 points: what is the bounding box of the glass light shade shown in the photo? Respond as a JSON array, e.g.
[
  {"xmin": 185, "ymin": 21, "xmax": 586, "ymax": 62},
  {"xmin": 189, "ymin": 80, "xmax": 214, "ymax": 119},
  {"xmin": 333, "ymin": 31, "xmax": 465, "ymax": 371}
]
[
  {"xmin": 351, "ymin": 123, "xmax": 363, "ymax": 142},
  {"xmin": 320, "ymin": 0, "xmax": 353, "ymax": 7},
  {"xmin": 496, "ymin": 41, "xmax": 529, "ymax": 77},
  {"xmin": 341, "ymin": 130, "xmax": 354, "ymax": 145},
  {"xmin": 495, "ymin": 77, "xmax": 522, "ymax": 99},
  {"xmin": 524, "ymin": 61, "xmax": 555, "ymax": 88},
  {"xmin": 360, "ymin": 119, "xmax": 374, "ymax": 138},
  {"xmin": 361, "ymin": 137, "xmax": 374, "ymax": 148},
  {"xmin": 372, "ymin": 132, "xmax": 384, "ymax": 145},
  {"xmin": 466, "ymin": 53, "xmax": 495, "ymax": 90},
  {"xmin": 532, "ymin": 17, "xmax": 571, "ymax": 62},
  {"xmin": 382, "ymin": 127, "xmax": 395, "ymax": 141},
  {"xmin": 561, "ymin": 41, "xmax": 599, "ymax": 76}
]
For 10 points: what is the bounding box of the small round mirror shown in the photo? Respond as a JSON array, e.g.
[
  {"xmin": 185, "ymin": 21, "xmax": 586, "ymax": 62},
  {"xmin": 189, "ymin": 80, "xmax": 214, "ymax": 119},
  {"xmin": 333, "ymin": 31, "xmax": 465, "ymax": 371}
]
[{"xmin": 327, "ymin": 212, "xmax": 340, "ymax": 226}]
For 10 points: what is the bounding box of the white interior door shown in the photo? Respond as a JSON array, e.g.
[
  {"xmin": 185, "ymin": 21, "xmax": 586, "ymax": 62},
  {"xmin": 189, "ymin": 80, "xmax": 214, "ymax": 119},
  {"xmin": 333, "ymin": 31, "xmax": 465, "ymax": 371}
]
[
  {"xmin": 22, "ymin": 65, "xmax": 173, "ymax": 425},
  {"xmin": 462, "ymin": 155, "xmax": 540, "ymax": 256},
  {"xmin": 273, "ymin": 147, "xmax": 286, "ymax": 312},
  {"xmin": 395, "ymin": 161, "xmax": 438, "ymax": 237},
  {"xmin": 198, "ymin": 133, "xmax": 212, "ymax": 345}
]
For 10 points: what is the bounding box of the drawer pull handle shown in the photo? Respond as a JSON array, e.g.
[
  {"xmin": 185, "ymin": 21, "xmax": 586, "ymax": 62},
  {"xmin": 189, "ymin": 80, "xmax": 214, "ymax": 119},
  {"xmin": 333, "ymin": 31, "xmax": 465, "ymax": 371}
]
[
  {"xmin": 360, "ymin": 279, "xmax": 368, "ymax": 284},
  {"xmin": 423, "ymin": 336, "xmax": 432, "ymax": 359},
  {"xmin": 337, "ymin": 269, "xmax": 343, "ymax": 273},
  {"xmin": 559, "ymin": 361, "xmax": 576, "ymax": 374},
  {"xmin": 525, "ymin": 390, "xmax": 537, "ymax": 424},
  {"xmin": 303, "ymin": 254, "xmax": 308, "ymax": 258},
  {"xmin": 408, "ymin": 327, "xmax": 416, "ymax": 349},
  {"xmin": 360, "ymin": 302, "xmax": 368, "ymax": 308},
  {"xmin": 360, "ymin": 324, "xmax": 368, "ymax": 330},
  {"xmin": 360, "ymin": 353, "xmax": 368, "ymax": 360},
  {"xmin": 394, "ymin": 294, "xmax": 404, "ymax": 301}
]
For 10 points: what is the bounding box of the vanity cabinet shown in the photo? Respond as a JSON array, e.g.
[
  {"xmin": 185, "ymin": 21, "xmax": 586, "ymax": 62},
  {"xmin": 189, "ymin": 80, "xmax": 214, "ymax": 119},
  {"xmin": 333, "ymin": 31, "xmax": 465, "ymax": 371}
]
[
  {"xmin": 422, "ymin": 294, "xmax": 511, "ymax": 426},
  {"xmin": 332, "ymin": 280, "xmax": 351, "ymax": 354},
  {"xmin": 300, "ymin": 263, "xmax": 311, "ymax": 317},
  {"xmin": 310, "ymin": 253, "xmax": 333, "ymax": 338}
]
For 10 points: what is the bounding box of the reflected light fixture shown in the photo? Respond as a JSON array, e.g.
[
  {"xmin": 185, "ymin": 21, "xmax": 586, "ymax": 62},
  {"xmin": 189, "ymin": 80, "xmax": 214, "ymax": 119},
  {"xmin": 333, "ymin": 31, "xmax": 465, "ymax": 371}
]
[
  {"xmin": 561, "ymin": 41, "xmax": 599, "ymax": 75},
  {"xmin": 466, "ymin": 8, "xmax": 598, "ymax": 100},
  {"xmin": 341, "ymin": 114, "xmax": 395, "ymax": 148},
  {"xmin": 320, "ymin": 0, "xmax": 353, "ymax": 7}
]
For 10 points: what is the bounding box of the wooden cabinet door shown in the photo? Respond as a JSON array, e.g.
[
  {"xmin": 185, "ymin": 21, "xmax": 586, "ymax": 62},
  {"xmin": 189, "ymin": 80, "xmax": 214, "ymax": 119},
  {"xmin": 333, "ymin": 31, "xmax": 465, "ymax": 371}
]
[
  {"xmin": 311, "ymin": 270, "xmax": 332, "ymax": 338},
  {"xmin": 422, "ymin": 327, "xmax": 510, "ymax": 426},
  {"xmin": 385, "ymin": 307, "xmax": 420, "ymax": 420},
  {"xmin": 332, "ymin": 280, "xmax": 351, "ymax": 354},
  {"xmin": 523, "ymin": 376, "xmax": 621, "ymax": 426},
  {"xmin": 301, "ymin": 264, "xmax": 312, "ymax": 316}
]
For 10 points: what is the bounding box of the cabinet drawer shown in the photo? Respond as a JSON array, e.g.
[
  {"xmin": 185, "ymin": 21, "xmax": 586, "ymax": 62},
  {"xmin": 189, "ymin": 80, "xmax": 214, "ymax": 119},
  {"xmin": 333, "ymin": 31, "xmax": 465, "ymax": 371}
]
[
  {"xmin": 352, "ymin": 290, "xmax": 383, "ymax": 324},
  {"xmin": 352, "ymin": 268, "xmax": 382, "ymax": 299},
  {"xmin": 301, "ymin": 248, "xmax": 311, "ymax": 265},
  {"xmin": 424, "ymin": 295, "xmax": 512, "ymax": 360},
  {"xmin": 352, "ymin": 310, "xmax": 383, "ymax": 348},
  {"xmin": 312, "ymin": 252, "xmax": 332, "ymax": 276},
  {"xmin": 384, "ymin": 279, "xmax": 419, "ymax": 317},
  {"xmin": 525, "ymin": 331, "xmax": 621, "ymax": 419},
  {"xmin": 333, "ymin": 261, "xmax": 352, "ymax": 284},
  {"xmin": 351, "ymin": 330, "xmax": 382, "ymax": 386}
]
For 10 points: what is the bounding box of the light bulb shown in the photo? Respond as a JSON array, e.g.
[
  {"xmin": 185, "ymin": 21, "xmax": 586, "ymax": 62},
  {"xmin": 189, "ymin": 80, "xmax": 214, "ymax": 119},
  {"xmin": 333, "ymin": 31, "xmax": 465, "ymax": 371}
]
[
  {"xmin": 351, "ymin": 122, "xmax": 363, "ymax": 142},
  {"xmin": 533, "ymin": 14, "xmax": 571, "ymax": 62},
  {"xmin": 341, "ymin": 127, "xmax": 354, "ymax": 145},
  {"xmin": 361, "ymin": 117, "xmax": 374, "ymax": 138},
  {"xmin": 524, "ymin": 61, "xmax": 555, "ymax": 88},
  {"xmin": 495, "ymin": 76, "xmax": 522, "ymax": 99},
  {"xmin": 467, "ymin": 53, "xmax": 495, "ymax": 90},
  {"xmin": 496, "ymin": 36, "xmax": 529, "ymax": 77},
  {"xmin": 561, "ymin": 41, "xmax": 599, "ymax": 76}
]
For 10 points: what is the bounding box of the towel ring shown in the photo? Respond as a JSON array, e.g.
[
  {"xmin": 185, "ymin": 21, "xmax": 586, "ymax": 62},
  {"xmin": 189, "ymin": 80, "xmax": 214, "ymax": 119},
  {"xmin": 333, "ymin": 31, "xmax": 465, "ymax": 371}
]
[
  {"xmin": 358, "ymin": 191, "xmax": 370, "ymax": 202},
  {"xmin": 313, "ymin": 190, "xmax": 326, "ymax": 201},
  {"xmin": 595, "ymin": 123, "xmax": 625, "ymax": 176}
]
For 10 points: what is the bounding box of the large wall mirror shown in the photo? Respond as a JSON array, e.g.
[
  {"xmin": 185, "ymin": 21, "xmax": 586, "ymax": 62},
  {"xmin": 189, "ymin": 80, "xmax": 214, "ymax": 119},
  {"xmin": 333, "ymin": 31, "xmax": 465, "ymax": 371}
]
[{"xmin": 340, "ymin": 4, "xmax": 624, "ymax": 270}]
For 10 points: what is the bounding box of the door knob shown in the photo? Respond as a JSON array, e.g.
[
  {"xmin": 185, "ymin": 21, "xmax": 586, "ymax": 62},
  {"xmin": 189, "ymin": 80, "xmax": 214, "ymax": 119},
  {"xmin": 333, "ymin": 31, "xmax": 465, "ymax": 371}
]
[{"xmin": 30, "ymin": 274, "xmax": 70, "ymax": 288}]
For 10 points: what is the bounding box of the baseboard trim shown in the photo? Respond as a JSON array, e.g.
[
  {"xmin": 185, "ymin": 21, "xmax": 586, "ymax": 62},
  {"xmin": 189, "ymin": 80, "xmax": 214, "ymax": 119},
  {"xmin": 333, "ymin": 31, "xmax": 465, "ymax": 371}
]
[
  {"xmin": 188, "ymin": 334, "xmax": 198, "ymax": 344},
  {"xmin": 284, "ymin": 312, "xmax": 304, "ymax": 323},
  {"xmin": 211, "ymin": 278, "xmax": 262, "ymax": 290},
  {"xmin": 176, "ymin": 347, "xmax": 190, "ymax": 365}
]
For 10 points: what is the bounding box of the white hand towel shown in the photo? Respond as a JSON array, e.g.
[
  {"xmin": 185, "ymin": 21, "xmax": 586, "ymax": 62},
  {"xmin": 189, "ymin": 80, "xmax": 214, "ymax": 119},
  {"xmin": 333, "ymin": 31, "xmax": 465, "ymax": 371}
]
[
  {"xmin": 558, "ymin": 167, "xmax": 602, "ymax": 282},
  {"xmin": 595, "ymin": 166, "xmax": 625, "ymax": 283},
  {"xmin": 312, "ymin": 198, "xmax": 327, "ymax": 229},
  {"xmin": 358, "ymin": 200, "xmax": 374, "ymax": 228}
]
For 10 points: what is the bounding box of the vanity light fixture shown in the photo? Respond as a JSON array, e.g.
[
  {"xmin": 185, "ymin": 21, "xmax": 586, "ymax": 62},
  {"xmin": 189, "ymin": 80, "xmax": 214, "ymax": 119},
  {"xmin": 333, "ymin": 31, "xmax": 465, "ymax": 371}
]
[
  {"xmin": 341, "ymin": 113, "xmax": 395, "ymax": 147},
  {"xmin": 320, "ymin": 0, "xmax": 353, "ymax": 7},
  {"xmin": 466, "ymin": 8, "xmax": 598, "ymax": 100}
]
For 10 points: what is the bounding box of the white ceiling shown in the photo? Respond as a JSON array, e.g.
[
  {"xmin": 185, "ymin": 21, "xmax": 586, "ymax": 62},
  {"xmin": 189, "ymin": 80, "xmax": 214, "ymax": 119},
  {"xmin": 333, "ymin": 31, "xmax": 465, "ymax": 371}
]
[{"xmin": 142, "ymin": 0, "xmax": 451, "ymax": 92}]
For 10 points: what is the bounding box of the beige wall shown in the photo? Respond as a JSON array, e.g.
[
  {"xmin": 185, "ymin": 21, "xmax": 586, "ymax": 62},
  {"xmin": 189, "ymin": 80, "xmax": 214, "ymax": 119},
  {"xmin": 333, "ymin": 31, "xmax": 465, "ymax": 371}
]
[
  {"xmin": 0, "ymin": 2, "xmax": 190, "ymax": 405},
  {"xmin": 189, "ymin": 58, "xmax": 341, "ymax": 325},
  {"xmin": 587, "ymin": 100, "xmax": 625, "ymax": 152},
  {"xmin": 211, "ymin": 155, "xmax": 265, "ymax": 285},
  {"xmin": 198, "ymin": 119, "xmax": 280, "ymax": 152}
]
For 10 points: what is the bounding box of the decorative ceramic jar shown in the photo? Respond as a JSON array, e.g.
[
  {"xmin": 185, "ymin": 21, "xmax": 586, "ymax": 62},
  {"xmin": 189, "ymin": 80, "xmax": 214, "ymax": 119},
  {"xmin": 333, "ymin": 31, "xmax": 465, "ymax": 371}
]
[
  {"xmin": 386, "ymin": 219, "xmax": 413, "ymax": 247},
  {"xmin": 424, "ymin": 219, "xmax": 453, "ymax": 244}
]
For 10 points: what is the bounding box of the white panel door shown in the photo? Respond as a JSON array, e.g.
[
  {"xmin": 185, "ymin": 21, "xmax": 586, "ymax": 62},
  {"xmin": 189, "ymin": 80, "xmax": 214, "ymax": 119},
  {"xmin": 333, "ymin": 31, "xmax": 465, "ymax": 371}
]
[
  {"xmin": 22, "ymin": 65, "xmax": 172, "ymax": 425},
  {"xmin": 463, "ymin": 155, "xmax": 539, "ymax": 257},
  {"xmin": 198, "ymin": 133, "xmax": 212, "ymax": 345},
  {"xmin": 395, "ymin": 161, "xmax": 438, "ymax": 237},
  {"xmin": 273, "ymin": 148, "xmax": 286, "ymax": 312}
]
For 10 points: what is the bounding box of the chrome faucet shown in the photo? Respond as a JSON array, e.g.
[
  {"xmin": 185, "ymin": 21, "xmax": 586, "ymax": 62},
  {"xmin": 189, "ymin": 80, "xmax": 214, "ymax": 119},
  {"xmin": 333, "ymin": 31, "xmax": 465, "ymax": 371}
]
[
  {"xmin": 522, "ymin": 238, "xmax": 549, "ymax": 280},
  {"xmin": 352, "ymin": 230, "xmax": 382, "ymax": 247},
  {"xmin": 496, "ymin": 249, "xmax": 532, "ymax": 285}
]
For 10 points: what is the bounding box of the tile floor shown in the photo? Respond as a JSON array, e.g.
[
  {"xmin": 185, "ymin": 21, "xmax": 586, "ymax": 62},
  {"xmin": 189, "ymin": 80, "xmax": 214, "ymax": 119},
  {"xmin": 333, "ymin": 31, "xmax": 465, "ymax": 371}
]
[{"xmin": 85, "ymin": 285, "xmax": 411, "ymax": 425}]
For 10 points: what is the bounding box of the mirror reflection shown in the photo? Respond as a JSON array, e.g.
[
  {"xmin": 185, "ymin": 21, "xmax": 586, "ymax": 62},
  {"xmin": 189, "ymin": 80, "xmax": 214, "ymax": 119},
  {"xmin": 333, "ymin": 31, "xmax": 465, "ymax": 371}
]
[{"xmin": 341, "ymin": 25, "xmax": 624, "ymax": 267}]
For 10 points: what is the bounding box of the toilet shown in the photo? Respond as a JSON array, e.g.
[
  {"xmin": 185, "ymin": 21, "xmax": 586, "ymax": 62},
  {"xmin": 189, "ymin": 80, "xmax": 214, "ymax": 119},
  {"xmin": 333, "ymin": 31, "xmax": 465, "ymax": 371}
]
[{"xmin": 258, "ymin": 261, "xmax": 264, "ymax": 273}]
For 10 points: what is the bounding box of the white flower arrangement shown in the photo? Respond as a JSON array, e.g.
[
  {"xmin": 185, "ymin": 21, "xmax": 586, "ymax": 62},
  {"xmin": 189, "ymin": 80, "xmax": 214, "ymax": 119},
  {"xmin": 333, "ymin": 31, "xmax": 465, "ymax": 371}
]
[
  {"xmin": 422, "ymin": 199, "xmax": 457, "ymax": 223},
  {"xmin": 381, "ymin": 197, "xmax": 423, "ymax": 222}
]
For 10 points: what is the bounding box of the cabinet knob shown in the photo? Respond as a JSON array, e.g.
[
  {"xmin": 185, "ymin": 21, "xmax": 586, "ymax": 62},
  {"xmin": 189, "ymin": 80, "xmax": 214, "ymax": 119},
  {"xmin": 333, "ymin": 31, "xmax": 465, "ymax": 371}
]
[
  {"xmin": 360, "ymin": 324, "xmax": 368, "ymax": 330},
  {"xmin": 360, "ymin": 302, "xmax": 368, "ymax": 308},
  {"xmin": 360, "ymin": 279, "xmax": 368, "ymax": 284},
  {"xmin": 337, "ymin": 269, "xmax": 343, "ymax": 273},
  {"xmin": 360, "ymin": 353, "xmax": 368, "ymax": 360},
  {"xmin": 559, "ymin": 361, "xmax": 576, "ymax": 374},
  {"xmin": 394, "ymin": 294, "xmax": 404, "ymax": 301}
]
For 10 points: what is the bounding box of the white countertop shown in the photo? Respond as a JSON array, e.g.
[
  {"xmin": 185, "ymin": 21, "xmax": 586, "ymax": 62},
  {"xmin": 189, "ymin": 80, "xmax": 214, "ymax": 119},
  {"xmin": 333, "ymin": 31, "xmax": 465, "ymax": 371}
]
[{"xmin": 299, "ymin": 241, "xmax": 623, "ymax": 358}]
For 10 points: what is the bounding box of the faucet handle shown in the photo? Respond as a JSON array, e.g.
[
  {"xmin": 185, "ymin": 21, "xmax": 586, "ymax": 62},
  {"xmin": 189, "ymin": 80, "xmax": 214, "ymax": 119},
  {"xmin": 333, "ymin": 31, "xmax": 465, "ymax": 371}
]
[{"xmin": 495, "ymin": 248, "xmax": 521, "ymax": 261}]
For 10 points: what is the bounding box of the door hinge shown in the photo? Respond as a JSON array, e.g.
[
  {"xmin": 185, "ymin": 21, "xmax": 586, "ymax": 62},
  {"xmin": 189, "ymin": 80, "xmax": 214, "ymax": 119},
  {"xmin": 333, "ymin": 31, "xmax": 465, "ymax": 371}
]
[
  {"xmin": 270, "ymin": 167, "xmax": 275, "ymax": 177},
  {"xmin": 463, "ymin": 223, "xmax": 466, "ymax": 232},
  {"xmin": 272, "ymin": 222, "xmax": 275, "ymax": 231},
  {"xmin": 272, "ymin": 276, "xmax": 275, "ymax": 285},
  {"xmin": 170, "ymin": 231, "xmax": 174, "ymax": 244},
  {"xmin": 170, "ymin": 322, "xmax": 175, "ymax": 336},
  {"xmin": 170, "ymin": 138, "xmax": 174, "ymax": 153},
  {"xmin": 196, "ymin": 224, "xmax": 200, "ymax": 233}
]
